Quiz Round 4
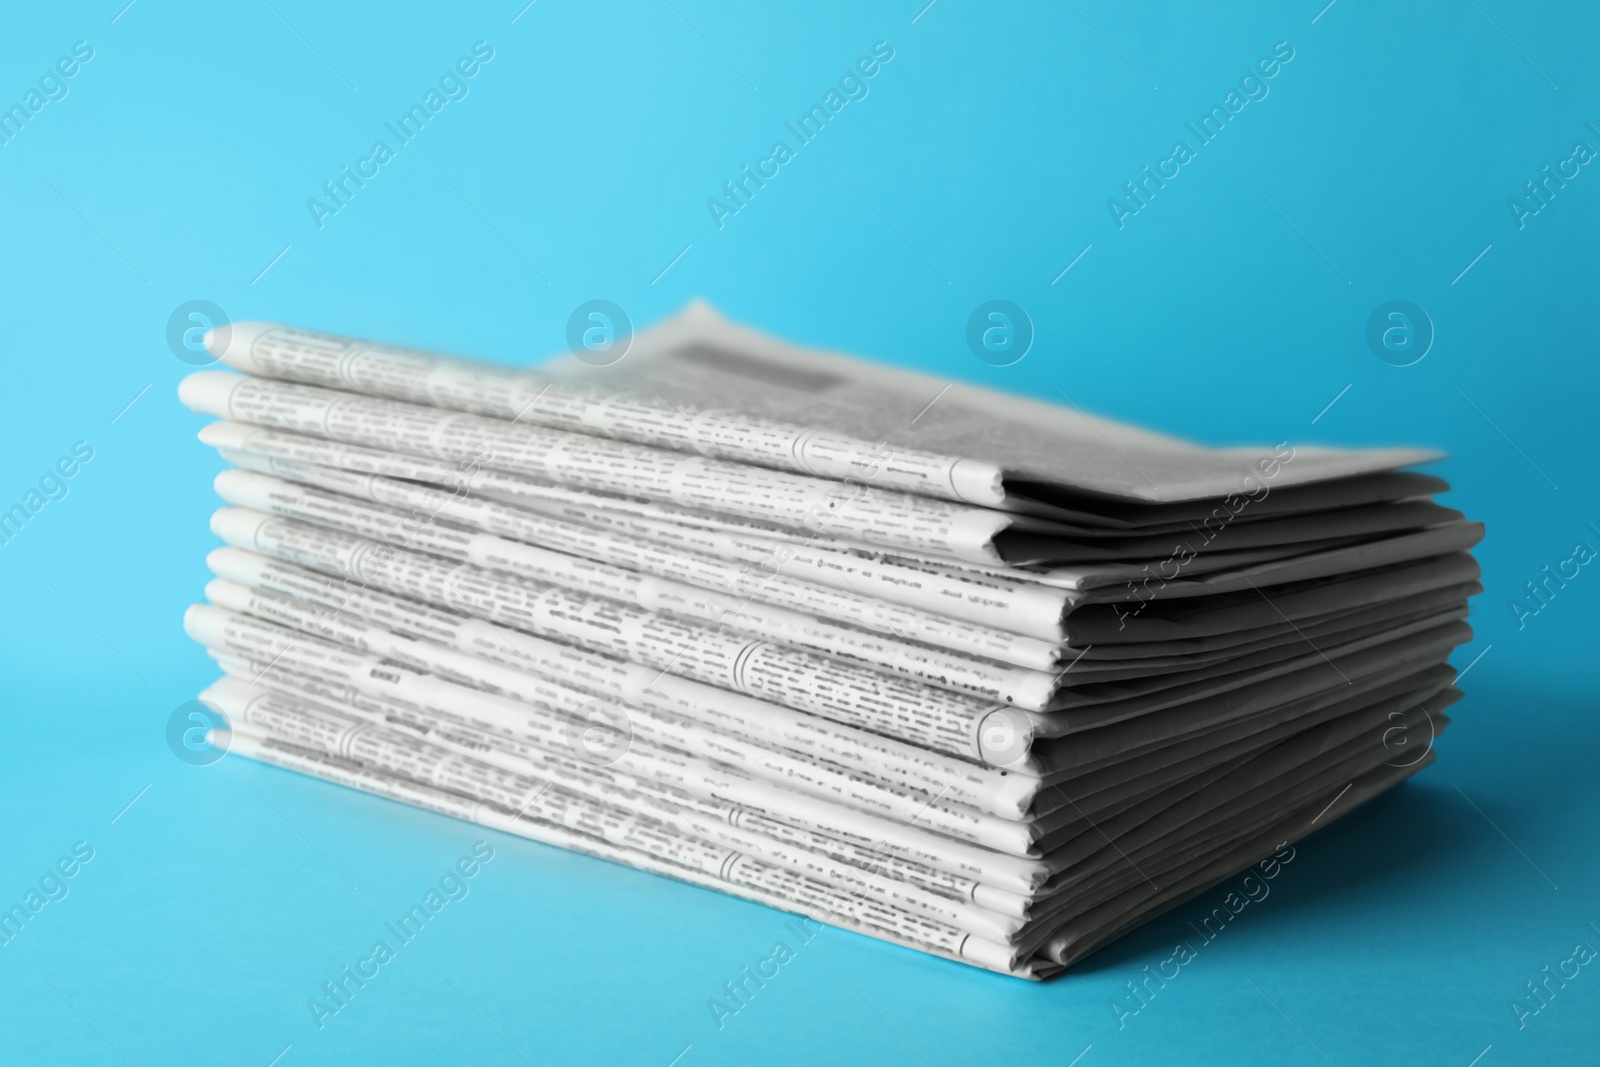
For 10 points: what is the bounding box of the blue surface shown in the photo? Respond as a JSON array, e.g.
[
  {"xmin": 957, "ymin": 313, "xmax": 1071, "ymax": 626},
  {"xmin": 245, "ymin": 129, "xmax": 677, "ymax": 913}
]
[{"xmin": 1, "ymin": 2, "xmax": 1596, "ymax": 1063}]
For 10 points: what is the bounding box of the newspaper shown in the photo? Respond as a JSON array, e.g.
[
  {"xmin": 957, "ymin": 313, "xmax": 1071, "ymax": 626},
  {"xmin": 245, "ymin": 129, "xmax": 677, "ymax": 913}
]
[
  {"xmin": 203, "ymin": 648, "xmax": 1435, "ymax": 946},
  {"xmin": 188, "ymin": 574, "xmax": 1461, "ymax": 976},
  {"xmin": 198, "ymin": 420, "xmax": 1074, "ymax": 640},
  {"xmin": 1066, "ymin": 552, "xmax": 1481, "ymax": 644},
  {"xmin": 171, "ymin": 310, "xmax": 1487, "ymax": 981},
  {"xmin": 1067, "ymin": 575, "xmax": 1479, "ymax": 658},
  {"xmin": 205, "ymin": 506, "xmax": 1037, "ymax": 759},
  {"xmin": 1051, "ymin": 520, "xmax": 1483, "ymax": 598},
  {"xmin": 201, "ymin": 677, "xmax": 1024, "ymax": 942},
  {"xmin": 208, "ymin": 309, "xmax": 1440, "ymax": 508},
  {"xmin": 1038, "ymin": 714, "xmax": 1442, "ymax": 918},
  {"xmin": 1055, "ymin": 604, "xmax": 1467, "ymax": 693},
  {"xmin": 179, "ymin": 371, "xmax": 1014, "ymax": 564},
  {"xmin": 1047, "ymin": 765, "xmax": 1420, "ymax": 971},
  {"xmin": 1057, "ymin": 595, "xmax": 1472, "ymax": 679},
  {"xmin": 214, "ymin": 641, "xmax": 1038, "ymax": 906},
  {"xmin": 209, "ymin": 463, "xmax": 1062, "ymax": 678},
  {"xmin": 201, "ymin": 571, "xmax": 1459, "ymax": 882},
  {"xmin": 203, "ymin": 453, "xmax": 1475, "ymax": 722},
  {"xmin": 1036, "ymin": 698, "xmax": 1443, "ymax": 883},
  {"xmin": 185, "ymin": 602, "xmax": 1045, "ymax": 860},
  {"xmin": 1031, "ymin": 658, "xmax": 1457, "ymax": 777},
  {"xmin": 1037, "ymin": 621, "xmax": 1469, "ymax": 731},
  {"xmin": 1075, "ymin": 690, "xmax": 1453, "ymax": 863},
  {"xmin": 203, "ymin": 547, "xmax": 1037, "ymax": 816},
  {"xmin": 179, "ymin": 370, "xmax": 1464, "ymax": 573},
  {"xmin": 198, "ymin": 576, "xmax": 1043, "ymax": 847},
  {"xmin": 203, "ymin": 607, "xmax": 1452, "ymax": 895},
  {"xmin": 209, "ymin": 666, "xmax": 1030, "ymax": 919},
  {"xmin": 203, "ymin": 575, "xmax": 1023, "ymax": 853},
  {"xmin": 202, "ymin": 501, "xmax": 1471, "ymax": 751},
  {"xmin": 1045, "ymin": 681, "xmax": 1458, "ymax": 826},
  {"xmin": 1028, "ymin": 751, "xmax": 1432, "ymax": 964},
  {"xmin": 203, "ymin": 422, "xmax": 1484, "ymax": 655},
  {"xmin": 204, "ymin": 665, "xmax": 1436, "ymax": 979},
  {"xmin": 205, "ymin": 429, "xmax": 1470, "ymax": 665}
]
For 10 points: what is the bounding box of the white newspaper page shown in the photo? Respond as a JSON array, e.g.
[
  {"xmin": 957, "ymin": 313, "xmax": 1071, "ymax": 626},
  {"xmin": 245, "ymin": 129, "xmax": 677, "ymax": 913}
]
[
  {"xmin": 206, "ymin": 507, "xmax": 1038, "ymax": 759},
  {"xmin": 204, "ymin": 546, "xmax": 1040, "ymax": 816},
  {"xmin": 197, "ymin": 420, "xmax": 1073, "ymax": 639},
  {"xmin": 180, "ymin": 371, "xmax": 1012, "ymax": 563},
  {"xmin": 208, "ymin": 308, "xmax": 1440, "ymax": 506}
]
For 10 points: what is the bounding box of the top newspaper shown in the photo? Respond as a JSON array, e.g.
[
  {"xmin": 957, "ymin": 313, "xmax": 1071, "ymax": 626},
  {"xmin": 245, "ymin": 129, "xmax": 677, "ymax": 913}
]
[{"xmin": 203, "ymin": 302, "xmax": 1438, "ymax": 515}]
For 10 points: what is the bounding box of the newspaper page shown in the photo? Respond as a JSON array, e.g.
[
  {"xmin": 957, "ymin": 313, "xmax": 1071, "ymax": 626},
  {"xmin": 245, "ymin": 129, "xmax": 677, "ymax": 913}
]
[
  {"xmin": 198, "ymin": 420, "xmax": 1074, "ymax": 639},
  {"xmin": 1029, "ymin": 651, "xmax": 1460, "ymax": 779},
  {"xmin": 208, "ymin": 310, "xmax": 1439, "ymax": 507},
  {"xmin": 1034, "ymin": 662, "xmax": 1452, "ymax": 779},
  {"xmin": 212, "ymin": 662, "xmax": 1031, "ymax": 920},
  {"xmin": 200, "ymin": 578, "xmax": 1042, "ymax": 852},
  {"xmin": 213, "ymin": 444, "xmax": 1476, "ymax": 714},
  {"xmin": 204, "ymin": 547, "xmax": 1040, "ymax": 816},
  {"xmin": 206, "ymin": 506, "xmax": 1042, "ymax": 759},
  {"xmin": 179, "ymin": 371, "xmax": 1013, "ymax": 564},
  {"xmin": 1045, "ymin": 765, "xmax": 1421, "ymax": 971},
  {"xmin": 1032, "ymin": 722, "xmax": 1441, "ymax": 951},
  {"xmin": 203, "ymin": 677, "xmax": 1023, "ymax": 941},
  {"xmin": 1037, "ymin": 620, "xmax": 1469, "ymax": 725},
  {"xmin": 184, "ymin": 603, "xmax": 1048, "ymax": 872},
  {"xmin": 205, "ymin": 668, "xmax": 1434, "ymax": 979},
  {"xmin": 213, "ymin": 579, "xmax": 1445, "ymax": 899},
  {"xmin": 220, "ymin": 724, "xmax": 1028, "ymax": 973},
  {"xmin": 211, "ymin": 459, "xmax": 1062, "ymax": 672},
  {"xmin": 563, "ymin": 304, "xmax": 1443, "ymax": 504},
  {"xmin": 1033, "ymin": 697, "xmax": 1440, "ymax": 892},
  {"xmin": 210, "ymin": 320, "xmax": 1005, "ymax": 507},
  {"xmin": 1054, "ymin": 594, "xmax": 1471, "ymax": 678},
  {"xmin": 210, "ymin": 655, "xmax": 1039, "ymax": 914},
  {"xmin": 1051, "ymin": 683, "xmax": 1456, "ymax": 847},
  {"xmin": 208, "ymin": 469, "xmax": 1061, "ymax": 705}
]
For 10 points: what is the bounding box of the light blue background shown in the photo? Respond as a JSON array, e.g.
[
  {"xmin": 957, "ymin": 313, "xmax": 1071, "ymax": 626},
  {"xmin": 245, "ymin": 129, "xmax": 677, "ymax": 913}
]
[{"xmin": 1, "ymin": 1, "xmax": 1596, "ymax": 1063}]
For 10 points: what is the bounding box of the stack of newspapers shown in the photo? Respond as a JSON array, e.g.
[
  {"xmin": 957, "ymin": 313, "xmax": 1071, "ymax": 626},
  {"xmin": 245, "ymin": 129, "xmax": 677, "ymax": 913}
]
[{"xmin": 177, "ymin": 304, "xmax": 1481, "ymax": 979}]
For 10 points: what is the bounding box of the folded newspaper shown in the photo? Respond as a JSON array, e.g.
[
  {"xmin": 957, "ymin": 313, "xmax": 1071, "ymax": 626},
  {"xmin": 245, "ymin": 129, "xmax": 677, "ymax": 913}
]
[{"xmin": 178, "ymin": 303, "xmax": 1480, "ymax": 978}]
